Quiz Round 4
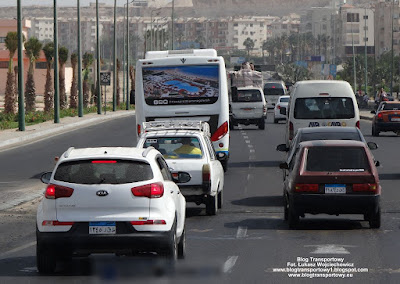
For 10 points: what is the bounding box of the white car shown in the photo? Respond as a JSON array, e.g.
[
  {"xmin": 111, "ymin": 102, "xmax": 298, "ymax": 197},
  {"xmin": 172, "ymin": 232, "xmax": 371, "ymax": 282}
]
[
  {"xmin": 36, "ymin": 146, "xmax": 189, "ymax": 274},
  {"xmin": 137, "ymin": 121, "xmax": 225, "ymax": 216},
  {"xmin": 274, "ymin": 95, "xmax": 290, "ymax": 123}
]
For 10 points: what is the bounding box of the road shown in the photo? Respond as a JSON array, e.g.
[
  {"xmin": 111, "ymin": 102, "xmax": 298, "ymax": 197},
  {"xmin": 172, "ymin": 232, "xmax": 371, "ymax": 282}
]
[{"xmin": 0, "ymin": 114, "xmax": 399, "ymax": 283}]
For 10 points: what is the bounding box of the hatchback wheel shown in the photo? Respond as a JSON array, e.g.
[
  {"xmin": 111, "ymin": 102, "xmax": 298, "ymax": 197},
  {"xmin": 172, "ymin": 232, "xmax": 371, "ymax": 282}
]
[
  {"xmin": 177, "ymin": 229, "xmax": 186, "ymax": 259},
  {"xmin": 372, "ymin": 125, "xmax": 379, "ymax": 137},
  {"xmin": 37, "ymin": 243, "xmax": 57, "ymax": 274},
  {"xmin": 369, "ymin": 207, "xmax": 381, "ymax": 229},
  {"xmin": 217, "ymin": 189, "xmax": 223, "ymax": 209},
  {"xmin": 288, "ymin": 203, "xmax": 299, "ymax": 229},
  {"xmin": 206, "ymin": 194, "xmax": 218, "ymax": 215}
]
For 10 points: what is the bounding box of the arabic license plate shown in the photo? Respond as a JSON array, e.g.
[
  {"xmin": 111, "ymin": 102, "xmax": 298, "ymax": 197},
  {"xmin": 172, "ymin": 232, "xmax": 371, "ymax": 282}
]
[
  {"xmin": 325, "ymin": 184, "xmax": 346, "ymax": 194},
  {"xmin": 89, "ymin": 221, "xmax": 116, "ymax": 235},
  {"xmin": 391, "ymin": 117, "xmax": 400, "ymax": 121}
]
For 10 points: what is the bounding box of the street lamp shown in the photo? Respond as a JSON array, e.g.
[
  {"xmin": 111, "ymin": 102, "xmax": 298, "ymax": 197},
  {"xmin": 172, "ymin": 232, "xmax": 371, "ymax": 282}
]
[
  {"xmin": 17, "ymin": 0, "xmax": 25, "ymax": 131},
  {"xmin": 151, "ymin": 9, "xmax": 161, "ymax": 51}
]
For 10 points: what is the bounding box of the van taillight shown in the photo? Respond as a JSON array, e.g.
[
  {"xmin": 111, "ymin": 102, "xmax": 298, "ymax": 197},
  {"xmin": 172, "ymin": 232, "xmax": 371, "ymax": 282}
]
[
  {"xmin": 353, "ymin": 183, "xmax": 377, "ymax": 192},
  {"xmin": 45, "ymin": 184, "xmax": 74, "ymax": 199},
  {"xmin": 131, "ymin": 182, "xmax": 164, "ymax": 198},
  {"xmin": 295, "ymin": 184, "xmax": 319, "ymax": 192},
  {"xmin": 356, "ymin": 121, "xmax": 360, "ymax": 128},
  {"xmin": 289, "ymin": 121, "xmax": 294, "ymax": 141},
  {"xmin": 137, "ymin": 124, "xmax": 141, "ymax": 136},
  {"xmin": 211, "ymin": 121, "xmax": 228, "ymax": 142}
]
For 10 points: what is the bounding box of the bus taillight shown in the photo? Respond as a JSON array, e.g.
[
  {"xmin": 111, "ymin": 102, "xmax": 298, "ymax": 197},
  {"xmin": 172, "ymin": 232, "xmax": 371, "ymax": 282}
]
[{"xmin": 211, "ymin": 121, "xmax": 228, "ymax": 142}]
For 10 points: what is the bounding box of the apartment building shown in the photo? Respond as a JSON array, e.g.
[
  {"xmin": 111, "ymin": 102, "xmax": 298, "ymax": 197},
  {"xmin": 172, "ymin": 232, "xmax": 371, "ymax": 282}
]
[{"xmin": 269, "ymin": 13, "xmax": 300, "ymax": 38}]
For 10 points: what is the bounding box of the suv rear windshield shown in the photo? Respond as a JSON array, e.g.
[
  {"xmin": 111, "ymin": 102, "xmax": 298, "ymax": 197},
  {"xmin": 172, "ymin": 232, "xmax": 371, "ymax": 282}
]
[
  {"xmin": 233, "ymin": 89, "xmax": 262, "ymax": 102},
  {"xmin": 264, "ymin": 83, "xmax": 285, "ymax": 96},
  {"xmin": 294, "ymin": 97, "xmax": 355, "ymax": 119},
  {"xmin": 305, "ymin": 147, "xmax": 370, "ymax": 172},
  {"xmin": 144, "ymin": 137, "xmax": 203, "ymax": 159},
  {"xmin": 54, "ymin": 159, "xmax": 153, "ymax": 184}
]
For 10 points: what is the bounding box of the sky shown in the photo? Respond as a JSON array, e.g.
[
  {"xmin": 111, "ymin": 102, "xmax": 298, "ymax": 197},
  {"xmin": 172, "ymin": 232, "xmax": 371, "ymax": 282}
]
[{"xmin": 0, "ymin": 1, "xmax": 172, "ymax": 7}]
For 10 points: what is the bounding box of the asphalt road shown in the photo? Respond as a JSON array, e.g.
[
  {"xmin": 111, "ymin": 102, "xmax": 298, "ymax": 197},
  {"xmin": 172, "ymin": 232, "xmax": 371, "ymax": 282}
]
[{"xmin": 0, "ymin": 114, "xmax": 399, "ymax": 283}]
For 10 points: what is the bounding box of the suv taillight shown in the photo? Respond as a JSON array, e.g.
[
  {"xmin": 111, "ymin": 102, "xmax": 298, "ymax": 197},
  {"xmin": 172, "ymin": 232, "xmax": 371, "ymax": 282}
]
[
  {"xmin": 131, "ymin": 182, "xmax": 164, "ymax": 198},
  {"xmin": 202, "ymin": 164, "xmax": 211, "ymax": 183},
  {"xmin": 45, "ymin": 184, "xmax": 74, "ymax": 199},
  {"xmin": 353, "ymin": 183, "xmax": 377, "ymax": 192},
  {"xmin": 211, "ymin": 121, "xmax": 228, "ymax": 142},
  {"xmin": 289, "ymin": 121, "xmax": 294, "ymax": 141},
  {"xmin": 294, "ymin": 183, "xmax": 319, "ymax": 192}
]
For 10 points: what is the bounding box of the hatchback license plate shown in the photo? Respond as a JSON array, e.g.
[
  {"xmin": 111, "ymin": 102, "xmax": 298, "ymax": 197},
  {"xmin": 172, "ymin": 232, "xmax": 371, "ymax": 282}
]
[
  {"xmin": 325, "ymin": 184, "xmax": 346, "ymax": 194},
  {"xmin": 391, "ymin": 117, "xmax": 400, "ymax": 121},
  {"xmin": 89, "ymin": 221, "xmax": 116, "ymax": 235}
]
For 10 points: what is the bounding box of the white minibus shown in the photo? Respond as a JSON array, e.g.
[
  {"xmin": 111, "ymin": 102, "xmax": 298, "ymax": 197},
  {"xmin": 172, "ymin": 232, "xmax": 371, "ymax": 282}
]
[
  {"xmin": 135, "ymin": 49, "xmax": 230, "ymax": 171},
  {"xmin": 284, "ymin": 80, "xmax": 360, "ymax": 146}
]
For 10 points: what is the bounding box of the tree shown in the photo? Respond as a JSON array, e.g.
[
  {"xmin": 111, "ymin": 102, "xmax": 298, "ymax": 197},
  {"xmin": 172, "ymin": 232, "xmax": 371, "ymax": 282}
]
[
  {"xmin": 82, "ymin": 52, "xmax": 94, "ymax": 107},
  {"xmin": 70, "ymin": 53, "xmax": 78, "ymax": 109},
  {"xmin": 58, "ymin": 46, "xmax": 69, "ymax": 109},
  {"xmin": 42, "ymin": 42, "xmax": 54, "ymax": 113},
  {"xmin": 243, "ymin": 37, "xmax": 255, "ymax": 58},
  {"xmin": 277, "ymin": 63, "xmax": 313, "ymax": 83},
  {"xmin": 24, "ymin": 37, "xmax": 43, "ymax": 113},
  {"xmin": 4, "ymin": 32, "xmax": 20, "ymax": 114}
]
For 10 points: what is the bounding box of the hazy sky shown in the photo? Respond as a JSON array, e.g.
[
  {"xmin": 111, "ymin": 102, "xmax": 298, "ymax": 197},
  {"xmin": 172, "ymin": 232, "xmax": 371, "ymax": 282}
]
[{"xmin": 0, "ymin": 1, "xmax": 172, "ymax": 7}]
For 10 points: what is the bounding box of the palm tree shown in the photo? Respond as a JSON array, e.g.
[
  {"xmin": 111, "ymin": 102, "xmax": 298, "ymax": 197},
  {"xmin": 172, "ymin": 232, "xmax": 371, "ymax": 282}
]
[
  {"xmin": 42, "ymin": 42, "xmax": 54, "ymax": 113},
  {"xmin": 24, "ymin": 37, "xmax": 43, "ymax": 113},
  {"xmin": 82, "ymin": 52, "xmax": 94, "ymax": 107},
  {"xmin": 264, "ymin": 39, "xmax": 277, "ymax": 64},
  {"xmin": 243, "ymin": 37, "xmax": 255, "ymax": 59},
  {"xmin": 4, "ymin": 32, "xmax": 20, "ymax": 114},
  {"xmin": 70, "ymin": 53, "xmax": 78, "ymax": 109},
  {"xmin": 58, "ymin": 46, "xmax": 69, "ymax": 110}
]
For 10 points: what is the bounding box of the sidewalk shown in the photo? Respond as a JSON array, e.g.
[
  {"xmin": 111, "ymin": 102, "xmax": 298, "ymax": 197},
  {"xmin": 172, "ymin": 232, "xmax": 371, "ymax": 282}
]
[
  {"xmin": 0, "ymin": 109, "xmax": 135, "ymax": 151},
  {"xmin": 359, "ymin": 109, "xmax": 374, "ymax": 121}
]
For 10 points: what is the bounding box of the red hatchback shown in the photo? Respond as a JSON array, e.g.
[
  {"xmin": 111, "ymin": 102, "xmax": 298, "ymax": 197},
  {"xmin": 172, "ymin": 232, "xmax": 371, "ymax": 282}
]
[
  {"xmin": 280, "ymin": 140, "xmax": 381, "ymax": 229},
  {"xmin": 371, "ymin": 101, "xmax": 400, "ymax": 136}
]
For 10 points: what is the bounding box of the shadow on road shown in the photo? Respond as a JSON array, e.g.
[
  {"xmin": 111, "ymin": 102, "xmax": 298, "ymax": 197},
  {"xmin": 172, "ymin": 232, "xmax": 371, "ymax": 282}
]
[
  {"xmin": 231, "ymin": 195, "xmax": 284, "ymax": 207},
  {"xmin": 228, "ymin": 160, "xmax": 281, "ymax": 168}
]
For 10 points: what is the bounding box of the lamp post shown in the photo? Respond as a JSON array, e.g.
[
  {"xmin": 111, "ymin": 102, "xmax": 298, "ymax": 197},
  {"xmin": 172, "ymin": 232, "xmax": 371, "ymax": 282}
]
[
  {"xmin": 351, "ymin": 15, "xmax": 357, "ymax": 94},
  {"xmin": 126, "ymin": 0, "xmax": 130, "ymax": 109},
  {"xmin": 123, "ymin": 7, "xmax": 126, "ymax": 104},
  {"xmin": 77, "ymin": 0, "xmax": 83, "ymax": 117},
  {"xmin": 364, "ymin": 7, "xmax": 368, "ymax": 97},
  {"xmin": 96, "ymin": 0, "xmax": 101, "ymax": 114},
  {"xmin": 391, "ymin": 0, "xmax": 395, "ymax": 96},
  {"xmin": 171, "ymin": 0, "xmax": 175, "ymax": 49},
  {"xmin": 150, "ymin": 9, "xmax": 161, "ymax": 51},
  {"xmin": 17, "ymin": 0, "xmax": 25, "ymax": 131},
  {"xmin": 113, "ymin": 0, "xmax": 117, "ymax": 111},
  {"xmin": 54, "ymin": 0, "xmax": 60, "ymax": 122}
]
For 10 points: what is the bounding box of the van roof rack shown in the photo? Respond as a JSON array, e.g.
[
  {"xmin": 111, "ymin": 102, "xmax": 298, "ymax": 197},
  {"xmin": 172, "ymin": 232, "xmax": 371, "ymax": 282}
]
[{"xmin": 142, "ymin": 120, "xmax": 210, "ymax": 136}]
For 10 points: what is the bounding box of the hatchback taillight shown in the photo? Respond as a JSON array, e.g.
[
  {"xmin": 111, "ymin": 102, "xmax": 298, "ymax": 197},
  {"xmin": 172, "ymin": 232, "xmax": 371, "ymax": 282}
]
[
  {"xmin": 211, "ymin": 121, "xmax": 228, "ymax": 142},
  {"xmin": 294, "ymin": 183, "xmax": 319, "ymax": 192},
  {"xmin": 45, "ymin": 184, "xmax": 74, "ymax": 199},
  {"xmin": 356, "ymin": 120, "xmax": 360, "ymax": 128},
  {"xmin": 131, "ymin": 182, "xmax": 164, "ymax": 198},
  {"xmin": 353, "ymin": 183, "xmax": 377, "ymax": 192},
  {"xmin": 377, "ymin": 113, "xmax": 383, "ymax": 120}
]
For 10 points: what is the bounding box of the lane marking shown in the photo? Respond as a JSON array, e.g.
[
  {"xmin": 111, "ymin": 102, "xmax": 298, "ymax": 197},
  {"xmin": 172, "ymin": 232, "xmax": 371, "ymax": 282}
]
[
  {"xmin": 223, "ymin": 256, "xmax": 239, "ymax": 273},
  {"xmin": 249, "ymin": 149, "xmax": 255, "ymax": 153},
  {"xmin": 245, "ymin": 140, "xmax": 250, "ymax": 144},
  {"xmin": 248, "ymin": 144, "xmax": 253, "ymax": 148},
  {"xmin": 236, "ymin": 226, "xmax": 247, "ymax": 239},
  {"xmin": 0, "ymin": 241, "xmax": 36, "ymax": 259},
  {"xmin": 305, "ymin": 244, "xmax": 355, "ymax": 254},
  {"xmin": 243, "ymin": 136, "xmax": 248, "ymax": 139},
  {"xmin": 20, "ymin": 267, "xmax": 37, "ymax": 273}
]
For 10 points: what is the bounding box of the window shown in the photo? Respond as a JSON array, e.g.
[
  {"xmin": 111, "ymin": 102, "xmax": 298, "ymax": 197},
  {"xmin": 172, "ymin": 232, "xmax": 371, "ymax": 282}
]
[
  {"xmin": 144, "ymin": 136, "xmax": 203, "ymax": 159},
  {"xmin": 363, "ymin": 15, "xmax": 368, "ymax": 20},
  {"xmin": 157, "ymin": 157, "xmax": 172, "ymax": 181},
  {"xmin": 0, "ymin": 61, "xmax": 9, "ymax": 69},
  {"xmin": 54, "ymin": 159, "xmax": 153, "ymax": 184},
  {"xmin": 294, "ymin": 97, "xmax": 355, "ymax": 119},
  {"xmin": 205, "ymin": 137, "xmax": 216, "ymax": 160},
  {"xmin": 233, "ymin": 89, "xmax": 263, "ymax": 102},
  {"xmin": 347, "ymin": 13, "xmax": 359, "ymax": 23},
  {"xmin": 0, "ymin": 37, "xmax": 6, "ymax": 43}
]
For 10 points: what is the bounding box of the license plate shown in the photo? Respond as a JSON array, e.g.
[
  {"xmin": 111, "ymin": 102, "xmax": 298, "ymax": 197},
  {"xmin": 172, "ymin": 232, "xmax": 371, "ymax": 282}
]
[
  {"xmin": 325, "ymin": 184, "xmax": 346, "ymax": 194},
  {"xmin": 391, "ymin": 117, "xmax": 400, "ymax": 121},
  {"xmin": 89, "ymin": 221, "xmax": 116, "ymax": 235}
]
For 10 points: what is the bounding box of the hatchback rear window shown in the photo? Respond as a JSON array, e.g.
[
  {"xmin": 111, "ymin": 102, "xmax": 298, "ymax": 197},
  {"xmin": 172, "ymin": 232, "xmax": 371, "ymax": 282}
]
[
  {"xmin": 54, "ymin": 160, "xmax": 153, "ymax": 184},
  {"xmin": 233, "ymin": 89, "xmax": 262, "ymax": 102},
  {"xmin": 305, "ymin": 147, "xmax": 370, "ymax": 172},
  {"xmin": 280, "ymin": 97, "xmax": 289, "ymax": 103},
  {"xmin": 294, "ymin": 97, "xmax": 355, "ymax": 119},
  {"xmin": 381, "ymin": 103, "xmax": 400, "ymax": 110}
]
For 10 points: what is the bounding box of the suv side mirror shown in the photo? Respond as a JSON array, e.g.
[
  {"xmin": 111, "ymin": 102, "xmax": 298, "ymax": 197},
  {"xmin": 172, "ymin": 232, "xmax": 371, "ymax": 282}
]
[
  {"xmin": 367, "ymin": 141, "xmax": 378, "ymax": 150},
  {"xmin": 276, "ymin": 144, "xmax": 289, "ymax": 152},
  {"xmin": 173, "ymin": 172, "xmax": 191, "ymax": 183},
  {"xmin": 279, "ymin": 162, "xmax": 289, "ymax": 170},
  {"xmin": 40, "ymin": 172, "xmax": 52, "ymax": 184},
  {"xmin": 280, "ymin": 107, "xmax": 287, "ymax": 115},
  {"xmin": 231, "ymin": 86, "xmax": 238, "ymax": 102}
]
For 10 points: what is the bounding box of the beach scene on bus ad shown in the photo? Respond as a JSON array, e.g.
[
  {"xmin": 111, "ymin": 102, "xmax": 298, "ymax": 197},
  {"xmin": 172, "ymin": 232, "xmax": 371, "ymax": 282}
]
[{"xmin": 143, "ymin": 65, "xmax": 220, "ymax": 105}]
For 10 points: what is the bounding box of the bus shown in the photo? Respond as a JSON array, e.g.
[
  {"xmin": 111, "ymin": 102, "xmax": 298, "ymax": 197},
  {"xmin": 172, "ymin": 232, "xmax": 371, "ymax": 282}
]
[{"xmin": 135, "ymin": 49, "xmax": 230, "ymax": 171}]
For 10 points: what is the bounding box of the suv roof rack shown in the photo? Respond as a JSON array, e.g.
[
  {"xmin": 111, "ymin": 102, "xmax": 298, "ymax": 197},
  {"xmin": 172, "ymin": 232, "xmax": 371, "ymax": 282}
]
[{"xmin": 142, "ymin": 120, "xmax": 210, "ymax": 136}]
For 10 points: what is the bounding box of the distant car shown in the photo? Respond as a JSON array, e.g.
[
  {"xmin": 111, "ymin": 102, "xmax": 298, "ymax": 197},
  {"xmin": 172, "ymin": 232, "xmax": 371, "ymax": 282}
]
[
  {"xmin": 371, "ymin": 101, "xmax": 400, "ymax": 136},
  {"xmin": 230, "ymin": 86, "xmax": 267, "ymax": 130},
  {"xmin": 137, "ymin": 121, "xmax": 225, "ymax": 216},
  {"xmin": 263, "ymin": 81, "xmax": 287, "ymax": 110},
  {"xmin": 36, "ymin": 147, "xmax": 189, "ymax": 274},
  {"xmin": 274, "ymin": 95, "xmax": 290, "ymax": 123},
  {"xmin": 280, "ymin": 140, "xmax": 381, "ymax": 229},
  {"xmin": 276, "ymin": 127, "xmax": 378, "ymax": 178}
]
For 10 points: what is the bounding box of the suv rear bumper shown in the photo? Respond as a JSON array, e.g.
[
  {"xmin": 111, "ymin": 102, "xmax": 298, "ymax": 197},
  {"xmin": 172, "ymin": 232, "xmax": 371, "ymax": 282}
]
[
  {"xmin": 290, "ymin": 194, "xmax": 380, "ymax": 215},
  {"xmin": 36, "ymin": 222, "xmax": 172, "ymax": 253}
]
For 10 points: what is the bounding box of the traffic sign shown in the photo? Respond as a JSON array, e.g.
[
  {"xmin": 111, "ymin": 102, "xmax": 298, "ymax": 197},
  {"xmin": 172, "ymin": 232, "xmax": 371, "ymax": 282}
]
[{"xmin": 100, "ymin": 72, "xmax": 111, "ymax": 86}]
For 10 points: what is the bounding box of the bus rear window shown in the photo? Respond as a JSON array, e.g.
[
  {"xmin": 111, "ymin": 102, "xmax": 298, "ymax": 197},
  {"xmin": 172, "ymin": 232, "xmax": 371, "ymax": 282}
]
[{"xmin": 142, "ymin": 65, "xmax": 219, "ymax": 105}]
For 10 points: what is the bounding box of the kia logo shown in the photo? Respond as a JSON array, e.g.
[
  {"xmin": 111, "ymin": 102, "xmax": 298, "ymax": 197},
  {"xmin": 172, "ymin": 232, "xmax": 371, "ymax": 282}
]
[{"xmin": 96, "ymin": 190, "xmax": 109, "ymax": 197}]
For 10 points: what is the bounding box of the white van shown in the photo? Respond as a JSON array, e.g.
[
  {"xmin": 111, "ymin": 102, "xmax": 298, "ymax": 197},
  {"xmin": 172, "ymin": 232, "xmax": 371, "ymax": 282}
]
[{"xmin": 284, "ymin": 80, "xmax": 360, "ymax": 146}]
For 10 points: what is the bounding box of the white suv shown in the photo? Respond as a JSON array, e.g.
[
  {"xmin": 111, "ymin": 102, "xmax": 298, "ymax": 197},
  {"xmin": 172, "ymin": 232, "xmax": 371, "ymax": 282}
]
[
  {"xmin": 36, "ymin": 147, "xmax": 189, "ymax": 274},
  {"xmin": 137, "ymin": 121, "xmax": 225, "ymax": 216}
]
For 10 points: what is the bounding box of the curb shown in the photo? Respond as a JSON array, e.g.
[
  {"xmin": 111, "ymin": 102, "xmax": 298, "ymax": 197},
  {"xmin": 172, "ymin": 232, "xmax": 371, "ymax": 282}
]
[{"xmin": 0, "ymin": 110, "xmax": 135, "ymax": 151}]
